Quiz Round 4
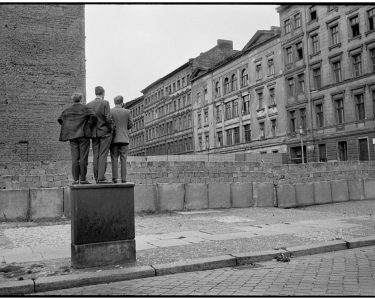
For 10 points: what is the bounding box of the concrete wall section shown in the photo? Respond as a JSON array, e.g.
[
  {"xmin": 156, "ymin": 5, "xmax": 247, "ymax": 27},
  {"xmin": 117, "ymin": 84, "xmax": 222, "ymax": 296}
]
[
  {"xmin": 63, "ymin": 186, "xmax": 71, "ymax": 218},
  {"xmin": 30, "ymin": 188, "xmax": 63, "ymax": 219},
  {"xmin": 185, "ymin": 183, "xmax": 208, "ymax": 210},
  {"xmin": 331, "ymin": 180, "xmax": 349, "ymax": 203},
  {"xmin": 364, "ymin": 179, "xmax": 375, "ymax": 200},
  {"xmin": 0, "ymin": 189, "xmax": 29, "ymax": 221},
  {"xmin": 348, "ymin": 179, "xmax": 364, "ymax": 201},
  {"xmin": 208, "ymin": 183, "xmax": 231, "ymax": 209},
  {"xmin": 314, "ymin": 181, "xmax": 332, "ymax": 205},
  {"xmin": 295, "ymin": 182, "xmax": 314, "ymax": 207},
  {"xmin": 157, "ymin": 183, "xmax": 184, "ymax": 211},
  {"xmin": 277, "ymin": 184, "xmax": 297, "ymax": 208},
  {"xmin": 253, "ymin": 182, "xmax": 274, "ymax": 207},
  {"xmin": 231, "ymin": 183, "xmax": 253, "ymax": 208},
  {"xmin": 134, "ymin": 184, "xmax": 156, "ymax": 213}
]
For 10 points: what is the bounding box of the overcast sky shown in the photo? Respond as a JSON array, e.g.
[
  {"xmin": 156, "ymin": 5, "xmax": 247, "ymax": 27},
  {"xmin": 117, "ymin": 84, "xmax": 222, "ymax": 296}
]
[{"xmin": 85, "ymin": 4, "xmax": 280, "ymax": 106}]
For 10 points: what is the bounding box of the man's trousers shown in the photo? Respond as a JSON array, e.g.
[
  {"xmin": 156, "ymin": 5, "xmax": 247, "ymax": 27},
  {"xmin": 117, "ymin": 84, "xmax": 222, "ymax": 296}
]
[
  {"xmin": 69, "ymin": 137, "xmax": 90, "ymax": 182},
  {"xmin": 91, "ymin": 135, "xmax": 112, "ymax": 182}
]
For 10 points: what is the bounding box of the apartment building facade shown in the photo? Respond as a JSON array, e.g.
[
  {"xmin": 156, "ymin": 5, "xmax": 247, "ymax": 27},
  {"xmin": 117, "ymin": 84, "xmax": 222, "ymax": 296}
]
[
  {"xmin": 278, "ymin": 4, "xmax": 375, "ymax": 162},
  {"xmin": 191, "ymin": 27, "xmax": 286, "ymax": 154},
  {"xmin": 124, "ymin": 96, "xmax": 145, "ymax": 156}
]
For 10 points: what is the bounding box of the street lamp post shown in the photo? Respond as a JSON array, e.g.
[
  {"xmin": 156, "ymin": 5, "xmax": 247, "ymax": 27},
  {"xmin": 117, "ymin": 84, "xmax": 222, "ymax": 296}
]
[{"xmin": 299, "ymin": 126, "xmax": 304, "ymax": 164}]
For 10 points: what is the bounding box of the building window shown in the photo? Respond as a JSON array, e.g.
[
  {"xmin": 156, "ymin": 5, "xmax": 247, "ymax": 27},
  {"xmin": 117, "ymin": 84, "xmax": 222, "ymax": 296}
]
[
  {"xmin": 350, "ymin": 15, "xmax": 360, "ymax": 38},
  {"xmin": 271, "ymin": 119, "xmax": 277, "ymax": 137},
  {"xmin": 355, "ymin": 93, "xmax": 365, "ymax": 121},
  {"xmin": 368, "ymin": 8, "xmax": 375, "ymax": 31},
  {"xmin": 289, "ymin": 110, "xmax": 296, "ymax": 133},
  {"xmin": 197, "ymin": 112, "xmax": 201, "ymax": 128},
  {"xmin": 259, "ymin": 122, "xmax": 265, "ymax": 139},
  {"xmin": 312, "ymin": 67, "xmax": 321, "ymax": 90},
  {"xmin": 286, "ymin": 46, "xmax": 293, "ymax": 65},
  {"xmin": 287, "ymin": 77, "xmax": 294, "ymax": 97},
  {"xmin": 338, "ymin": 141, "xmax": 348, "ymax": 161},
  {"xmin": 330, "ymin": 24, "xmax": 340, "ymax": 46},
  {"xmin": 294, "ymin": 13, "xmax": 301, "ymax": 29},
  {"xmin": 257, "ymin": 91, "xmax": 264, "ymax": 109},
  {"xmin": 241, "ymin": 68, "xmax": 248, "ymax": 87},
  {"xmin": 256, "ymin": 64, "xmax": 262, "ymax": 80},
  {"xmin": 284, "ymin": 18, "xmax": 291, "ymax": 34},
  {"xmin": 370, "ymin": 48, "xmax": 375, "ymax": 72},
  {"xmin": 198, "ymin": 135, "xmax": 202, "ymax": 150},
  {"xmin": 215, "ymin": 81, "xmax": 221, "ymax": 98},
  {"xmin": 269, "ymin": 88, "xmax": 276, "ymax": 106},
  {"xmin": 204, "ymin": 109, "xmax": 209, "ymax": 125},
  {"xmin": 233, "ymin": 101, "xmax": 239, "ymax": 118},
  {"xmin": 204, "ymin": 134, "xmax": 209, "ymax": 149},
  {"xmin": 216, "ymin": 105, "xmax": 222, "ymax": 122},
  {"xmin": 225, "ymin": 102, "xmax": 232, "ymax": 120},
  {"xmin": 332, "ymin": 60, "xmax": 342, "ymax": 83},
  {"xmin": 188, "ymin": 113, "xmax": 192, "ymax": 127},
  {"xmin": 268, "ymin": 58, "xmax": 275, "ymax": 75},
  {"xmin": 352, "ymin": 53, "xmax": 362, "ymax": 77},
  {"xmin": 224, "ymin": 77, "xmax": 230, "ymax": 94},
  {"xmin": 182, "ymin": 77, "xmax": 185, "ymax": 87},
  {"xmin": 244, "ymin": 124, "xmax": 251, "ymax": 142},
  {"xmin": 359, "ymin": 138, "xmax": 369, "ymax": 161},
  {"xmin": 335, "ymin": 98, "xmax": 344, "ymax": 125},
  {"xmin": 311, "ymin": 34, "xmax": 320, "ymax": 54},
  {"xmin": 309, "ymin": 5, "xmax": 317, "ymax": 21},
  {"xmin": 231, "ymin": 74, "xmax": 237, "ymax": 91},
  {"xmin": 296, "ymin": 42, "xmax": 303, "ymax": 60},
  {"xmin": 316, "ymin": 103, "xmax": 324, "ymax": 128},
  {"xmin": 243, "ymin": 95, "xmax": 250, "ymax": 115},
  {"xmin": 234, "ymin": 127, "xmax": 240, "ymax": 144},
  {"xmin": 297, "ymin": 74, "xmax": 305, "ymax": 94},
  {"xmin": 226, "ymin": 129, "xmax": 233, "ymax": 146},
  {"xmin": 300, "ymin": 108, "xmax": 306, "ymax": 132},
  {"xmin": 217, "ymin": 131, "xmax": 223, "ymax": 147},
  {"xmin": 319, "ymin": 144, "xmax": 327, "ymax": 162}
]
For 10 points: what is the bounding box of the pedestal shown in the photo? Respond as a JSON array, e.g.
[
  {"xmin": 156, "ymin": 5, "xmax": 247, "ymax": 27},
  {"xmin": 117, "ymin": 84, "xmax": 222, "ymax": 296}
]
[{"xmin": 70, "ymin": 183, "xmax": 136, "ymax": 268}]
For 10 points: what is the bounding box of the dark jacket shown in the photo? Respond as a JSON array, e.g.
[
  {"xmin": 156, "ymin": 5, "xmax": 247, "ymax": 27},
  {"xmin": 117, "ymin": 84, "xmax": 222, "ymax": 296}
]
[
  {"xmin": 110, "ymin": 106, "xmax": 133, "ymax": 144},
  {"xmin": 58, "ymin": 103, "xmax": 97, "ymax": 142},
  {"xmin": 86, "ymin": 97, "xmax": 113, "ymax": 138}
]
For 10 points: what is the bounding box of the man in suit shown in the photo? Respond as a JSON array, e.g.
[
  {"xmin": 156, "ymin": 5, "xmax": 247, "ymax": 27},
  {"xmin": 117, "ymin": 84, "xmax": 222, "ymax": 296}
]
[
  {"xmin": 110, "ymin": 95, "xmax": 133, "ymax": 183},
  {"xmin": 87, "ymin": 86, "xmax": 113, "ymax": 183},
  {"xmin": 58, "ymin": 93, "xmax": 97, "ymax": 184}
]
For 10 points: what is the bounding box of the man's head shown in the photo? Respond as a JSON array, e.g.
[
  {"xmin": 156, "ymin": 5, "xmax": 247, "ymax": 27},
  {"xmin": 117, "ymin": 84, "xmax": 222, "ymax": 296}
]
[
  {"xmin": 95, "ymin": 86, "xmax": 105, "ymax": 97},
  {"xmin": 71, "ymin": 93, "xmax": 83, "ymax": 103},
  {"xmin": 114, "ymin": 95, "xmax": 124, "ymax": 106}
]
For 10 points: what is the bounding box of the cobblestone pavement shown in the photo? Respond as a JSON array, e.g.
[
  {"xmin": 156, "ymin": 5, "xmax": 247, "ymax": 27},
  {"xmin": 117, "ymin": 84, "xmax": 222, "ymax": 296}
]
[
  {"xmin": 1, "ymin": 201, "xmax": 375, "ymax": 282},
  {"xmin": 35, "ymin": 245, "xmax": 375, "ymax": 296}
]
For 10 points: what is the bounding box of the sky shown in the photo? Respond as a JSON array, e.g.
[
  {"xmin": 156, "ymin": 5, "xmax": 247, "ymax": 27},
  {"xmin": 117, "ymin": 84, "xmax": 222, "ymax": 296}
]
[{"xmin": 85, "ymin": 4, "xmax": 280, "ymax": 106}]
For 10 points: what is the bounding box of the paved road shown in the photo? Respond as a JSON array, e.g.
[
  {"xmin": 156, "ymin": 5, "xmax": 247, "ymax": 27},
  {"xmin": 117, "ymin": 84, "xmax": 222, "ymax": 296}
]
[{"xmin": 36, "ymin": 245, "xmax": 375, "ymax": 296}]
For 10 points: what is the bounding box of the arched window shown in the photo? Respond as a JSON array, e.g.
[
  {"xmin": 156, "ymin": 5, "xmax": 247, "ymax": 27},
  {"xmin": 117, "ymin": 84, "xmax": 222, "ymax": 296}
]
[
  {"xmin": 215, "ymin": 81, "xmax": 221, "ymax": 97},
  {"xmin": 224, "ymin": 77, "xmax": 229, "ymax": 94},
  {"xmin": 241, "ymin": 68, "xmax": 248, "ymax": 87},
  {"xmin": 231, "ymin": 74, "xmax": 237, "ymax": 91}
]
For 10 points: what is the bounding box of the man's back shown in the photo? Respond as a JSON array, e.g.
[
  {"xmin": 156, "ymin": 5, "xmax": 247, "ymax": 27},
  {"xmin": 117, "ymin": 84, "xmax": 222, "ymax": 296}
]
[
  {"xmin": 110, "ymin": 107, "xmax": 132, "ymax": 144},
  {"xmin": 87, "ymin": 98, "xmax": 111, "ymax": 138}
]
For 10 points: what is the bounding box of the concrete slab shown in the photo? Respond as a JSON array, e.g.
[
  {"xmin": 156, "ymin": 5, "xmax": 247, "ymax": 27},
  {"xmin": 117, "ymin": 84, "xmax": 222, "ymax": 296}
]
[
  {"xmin": 331, "ymin": 180, "xmax": 349, "ymax": 202},
  {"xmin": 4, "ymin": 252, "xmax": 44, "ymax": 264},
  {"xmin": 157, "ymin": 183, "xmax": 184, "ymax": 212},
  {"xmin": 134, "ymin": 184, "xmax": 156, "ymax": 213},
  {"xmin": 41, "ymin": 248, "xmax": 70, "ymax": 260},
  {"xmin": 30, "ymin": 188, "xmax": 63, "ymax": 219},
  {"xmin": 348, "ymin": 179, "xmax": 364, "ymax": 201},
  {"xmin": 363, "ymin": 179, "xmax": 375, "ymax": 200},
  {"xmin": 63, "ymin": 187, "xmax": 71, "ymax": 218},
  {"xmin": 295, "ymin": 182, "xmax": 314, "ymax": 207},
  {"xmin": 135, "ymin": 241, "xmax": 158, "ymax": 251},
  {"xmin": 314, "ymin": 181, "xmax": 332, "ymax": 205},
  {"xmin": 277, "ymin": 184, "xmax": 297, "ymax": 208},
  {"xmin": 208, "ymin": 183, "xmax": 231, "ymax": 209},
  {"xmin": 175, "ymin": 210, "xmax": 224, "ymax": 215},
  {"xmin": 0, "ymin": 189, "xmax": 29, "ymax": 221},
  {"xmin": 253, "ymin": 182, "xmax": 274, "ymax": 207},
  {"xmin": 147, "ymin": 238, "xmax": 192, "ymax": 248},
  {"xmin": 231, "ymin": 183, "xmax": 253, "ymax": 208},
  {"xmin": 184, "ymin": 183, "xmax": 208, "ymax": 210}
]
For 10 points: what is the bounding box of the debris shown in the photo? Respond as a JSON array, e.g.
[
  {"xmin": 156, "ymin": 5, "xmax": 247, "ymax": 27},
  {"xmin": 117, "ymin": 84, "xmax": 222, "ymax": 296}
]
[
  {"xmin": 275, "ymin": 253, "xmax": 290, "ymax": 262},
  {"xmin": 18, "ymin": 277, "xmax": 24, "ymax": 281}
]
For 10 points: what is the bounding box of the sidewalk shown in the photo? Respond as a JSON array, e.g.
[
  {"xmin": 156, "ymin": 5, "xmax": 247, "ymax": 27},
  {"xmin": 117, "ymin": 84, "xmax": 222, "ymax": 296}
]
[{"xmin": 1, "ymin": 200, "xmax": 375, "ymax": 294}]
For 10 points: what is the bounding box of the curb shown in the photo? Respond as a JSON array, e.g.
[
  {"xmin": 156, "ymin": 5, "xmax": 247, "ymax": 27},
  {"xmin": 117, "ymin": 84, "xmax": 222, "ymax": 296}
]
[{"xmin": 1, "ymin": 236, "xmax": 375, "ymax": 295}]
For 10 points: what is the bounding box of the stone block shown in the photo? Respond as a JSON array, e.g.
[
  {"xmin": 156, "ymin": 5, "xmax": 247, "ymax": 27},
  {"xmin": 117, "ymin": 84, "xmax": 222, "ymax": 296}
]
[
  {"xmin": 231, "ymin": 183, "xmax": 253, "ymax": 208},
  {"xmin": 348, "ymin": 179, "xmax": 364, "ymax": 201},
  {"xmin": 277, "ymin": 184, "xmax": 297, "ymax": 208},
  {"xmin": 314, "ymin": 181, "xmax": 332, "ymax": 205},
  {"xmin": 208, "ymin": 183, "xmax": 231, "ymax": 209},
  {"xmin": 63, "ymin": 186, "xmax": 71, "ymax": 218},
  {"xmin": 0, "ymin": 189, "xmax": 29, "ymax": 221},
  {"xmin": 364, "ymin": 179, "xmax": 375, "ymax": 200},
  {"xmin": 30, "ymin": 188, "xmax": 63, "ymax": 219},
  {"xmin": 253, "ymin": 182, "xmax": 274, "ymax": 207},
  {"xmin": 331, "ymin": 180, "xmax": 349, "ymax": 202},
  {"xmin": 134, "ymin": 184, "xmax": 156, "ymax": 213},
  {"xmin": 185, "ymin": 183, "xmax": 208, "ymax": 210},
  {"xmin": 295, "ymin": 182, "xmax": 314, "ymax": 207},
  {"xmin": 157, "ymin": 183, "xmax": 184, "ymax": 212}
]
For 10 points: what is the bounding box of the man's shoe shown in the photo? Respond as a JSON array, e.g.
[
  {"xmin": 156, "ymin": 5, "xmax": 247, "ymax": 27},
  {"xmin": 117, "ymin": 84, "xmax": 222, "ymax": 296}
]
[
  {"xmin": 80, "ymin": 180, "xmax": 91, "ymax": 184},
  {"xmin": 112, "ymin": 179, "xmax": 118, "ymax": 183},
  {"xmin": 72, "ymin": 180, "xmax": 79, "ymax": 185},
  {"xmin": 97, "ymin": 180, "xmax": 111, "ymax": 184}
]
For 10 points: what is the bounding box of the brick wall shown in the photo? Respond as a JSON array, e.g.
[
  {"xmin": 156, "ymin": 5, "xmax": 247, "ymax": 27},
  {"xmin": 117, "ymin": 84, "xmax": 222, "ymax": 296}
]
[{"xmin": 0, "ymin": 5, "xmax": 85, "ymax": 162}]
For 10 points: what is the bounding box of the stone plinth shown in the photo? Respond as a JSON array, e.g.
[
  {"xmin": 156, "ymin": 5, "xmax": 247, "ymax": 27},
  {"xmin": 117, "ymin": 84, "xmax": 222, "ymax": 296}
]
[{"xmin": 70, "ymin": 183, "xmax": 135, "ymax": 268}]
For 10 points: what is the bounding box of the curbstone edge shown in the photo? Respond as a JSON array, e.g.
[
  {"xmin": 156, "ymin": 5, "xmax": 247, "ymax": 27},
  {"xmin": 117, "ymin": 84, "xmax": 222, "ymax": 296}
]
[
  {"xmin": 286, "ymin": 240, "xmax": 347, "ymax": 257},
  {"xmin": 0, "ymin": 279, "xmax": 34, "ymax": 296},
  {"xmin": 232, "ymin": 249, "xmax": 285, "ymax": 265},
  {"xmin": 345, "ymin": 235, "xmax": 375, "ymax": 249}
]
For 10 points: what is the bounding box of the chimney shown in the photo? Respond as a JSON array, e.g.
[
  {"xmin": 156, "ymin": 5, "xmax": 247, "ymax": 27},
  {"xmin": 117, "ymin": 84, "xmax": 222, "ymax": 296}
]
[{"xmin": 217, "ymin": 39, "xmax": 233, "ymax": 50}]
